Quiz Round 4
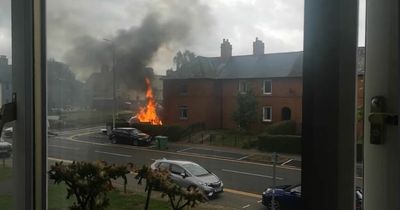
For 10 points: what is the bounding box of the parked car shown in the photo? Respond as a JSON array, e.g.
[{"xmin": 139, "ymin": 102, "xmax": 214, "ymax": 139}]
[
  {"xmin": 2, "ymin": 127, "xmax": 13, "ymax": 138},
  {"xmin": 151, "ymin": 159, "xmax": 224, "ymax": 197},
  {"xmin": 262, "ymin": 184, "xmax": 363, "ymax": 210},
  {"xmin": 0, "ymin": 140, "xmax": 12, "ymax": 158},
  {"xmin": 109, "ymin": 127, "xmax": 152, "ymax": 146}
]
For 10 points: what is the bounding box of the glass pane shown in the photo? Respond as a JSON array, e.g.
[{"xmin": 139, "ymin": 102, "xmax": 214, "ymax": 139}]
[
  {"xmin": 356, "ymin": 0, "xmax": 366, "ymax": 208},
  {"xmin": 0, "ymin": 0, "xmax": 13, "ymax": 209},
  {"xmin": 47, "ymin": 0, "xmax": 304, "ymax": 209}
]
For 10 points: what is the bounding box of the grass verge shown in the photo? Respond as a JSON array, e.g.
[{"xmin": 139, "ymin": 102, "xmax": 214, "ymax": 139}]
[
  {"xmin": 47, "ymin": 183, "xmax": 170, "ymax": 210},
  {"xmin": 0, "ymin": 166, "xmax": 12, "ymax": 182}
]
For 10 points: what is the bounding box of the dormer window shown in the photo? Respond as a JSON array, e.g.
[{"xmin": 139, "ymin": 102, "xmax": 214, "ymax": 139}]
[{"xmin": 263, "ymin": 80, "xmax": 272, "ymax": 95}]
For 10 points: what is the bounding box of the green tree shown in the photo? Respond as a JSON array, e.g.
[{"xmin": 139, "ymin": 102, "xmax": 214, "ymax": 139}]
[
  {"xmin": 48, "ymin": 161, "xmax": 132, "ymax": 210},
  {"xmin": 136, "ymin": 165, "xmax": 206, "ymax": 210},
  {"xmin": 232, "ymin": 90, "xmax": 259, "ymax": 132},
  {"xmin": 173, "ymin": 50, "xmax": 196, "ymax": 71}
]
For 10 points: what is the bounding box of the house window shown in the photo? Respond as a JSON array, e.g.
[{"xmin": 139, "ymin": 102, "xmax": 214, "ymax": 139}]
[
  {"xmin": 282, "ymin": 107, "xmax": 291, "ymax": 120},
  {"xmin": 180, "ymin": 82, "xmax": 188, "ymax": 95},
  {"xmin": 263, "ymin": 80, "xmax": 272, "ymax": 94},
  {"xmin": 262, "ymin": 106, "xmax": 272, "ymax": 122},
  {"xmin": 238, "ymin": 80, "xmax": 248, "ymax": 93},
  {"xmin": 179, "ymin": 106, "xmax": 188, "ymax": 120}
]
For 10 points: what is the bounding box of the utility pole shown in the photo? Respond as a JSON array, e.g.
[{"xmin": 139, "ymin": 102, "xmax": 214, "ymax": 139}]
[{"xmin": 103, "ymin": 38, "xmax": 116, "ymax": 129}]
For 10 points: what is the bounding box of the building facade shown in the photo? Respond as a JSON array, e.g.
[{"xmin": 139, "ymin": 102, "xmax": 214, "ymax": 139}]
[
  {"xmin": 0, "ymin": 55, "xmax": 12, "ymax": 105},
  {"xmin": 163, "ymin": 39, "xmax": 365, "ymax": 131},
  {"xmin": 163, "ymin": 38, "xmax": 303, "ymax": 130}
]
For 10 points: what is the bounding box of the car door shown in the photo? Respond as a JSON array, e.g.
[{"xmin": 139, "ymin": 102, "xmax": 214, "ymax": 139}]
[
  {"xmin": 169, "ymin": 164, "xmax": 191, "ymax": 188},
  {"xmin": 287, "ymin": 185, "xmax": 301, "ymax": 210}
]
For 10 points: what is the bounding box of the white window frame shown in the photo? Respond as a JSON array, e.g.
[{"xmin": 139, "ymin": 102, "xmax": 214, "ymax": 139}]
[
  {"xmin": 263, "ymin": 79, "xmax": 272, "ymax": 95},
  {"xmin": 262, "ymin": 106, "xmax": 272, "ymax": 122},
  {"xmin": 238, "ymin": 80, "xmax": 248, "ymax": 94},
  {"xmin": 179, "ymin": 106, "xmax": 188, "ymax": 120}
]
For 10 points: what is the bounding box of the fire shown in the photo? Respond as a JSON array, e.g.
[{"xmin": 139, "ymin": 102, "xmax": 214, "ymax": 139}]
[{"xmin": 135, "ymin": 78, "xmax": 163, "ymax": 125}]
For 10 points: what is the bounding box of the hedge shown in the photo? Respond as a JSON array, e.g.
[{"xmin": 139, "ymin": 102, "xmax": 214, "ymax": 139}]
[
  {"xmin": 257, "ymin": 134, "xmax": 301, "ymax": 154},
  {"xmin": 264, "ymin": 120, "xmax": 297, "ymax": 135}
]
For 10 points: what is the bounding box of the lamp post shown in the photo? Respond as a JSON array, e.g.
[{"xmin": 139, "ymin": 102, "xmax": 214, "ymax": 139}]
[{"xmin": 103, "ymin": 38, "xmax": 117, "ymax": 129}]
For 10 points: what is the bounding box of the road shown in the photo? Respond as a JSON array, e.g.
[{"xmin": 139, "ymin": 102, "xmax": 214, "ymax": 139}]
[{"xmin": 46, "ymin": 126, "xmax": 301, "ymax": 210}]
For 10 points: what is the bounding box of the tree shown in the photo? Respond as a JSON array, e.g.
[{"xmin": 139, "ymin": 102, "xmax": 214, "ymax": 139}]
[
  {"xmin": 232, "ymin": 90, "xmax": 259, "ymax": 132},
  {"xmin": 48, "ymin": 161, "xmax": 132, "ymax": 210},
  {"xmin": 173, "ymin": 50, "xmax": 196, "ymax": 71},
  {"xmin": 136, "ymin": 165, "xmax": 206, "ymax": 210}
]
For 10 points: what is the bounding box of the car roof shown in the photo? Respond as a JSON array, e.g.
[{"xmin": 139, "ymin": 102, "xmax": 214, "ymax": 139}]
[
  {"xmin": 156, "ymin": 159, "xmax": 199, "ymax": 166},
  {"xmin": 115, "ymin": 127, "xmax": 138, "ymax": 130}
]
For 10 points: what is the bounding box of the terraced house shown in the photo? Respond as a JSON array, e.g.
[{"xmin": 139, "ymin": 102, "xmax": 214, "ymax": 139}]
[{"xmin": 163, "ymin": 38, "xmax": 365, "ymax": 131}]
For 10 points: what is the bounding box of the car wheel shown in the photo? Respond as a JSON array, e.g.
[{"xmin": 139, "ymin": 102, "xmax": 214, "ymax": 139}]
[
  {"xmin": 133, "ymin": 140, "xmax": 139, "ymax": 146},
  {"xmin": 267, "ymin": 200, "xmax": 280, "ymax": 210},
  {"xmin": 111, "ymin": 137, "xmax": 117, "ymax": 144}
]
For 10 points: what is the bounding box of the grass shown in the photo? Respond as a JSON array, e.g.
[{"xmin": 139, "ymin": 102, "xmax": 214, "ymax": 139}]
[
  {"xmin": 0, "ymin": 166, "xmax": 12, "ymax": 182},
  {"xmin": 0, "ymin": 194, "xmax": 12, "ymax": 210},
  {"xmin": 47, "ymin": 183, "xmax": 170, "ymax": 210},
  {"xmin": 202, "ymin": 130, "xmax": 258, "ymax": 148}
]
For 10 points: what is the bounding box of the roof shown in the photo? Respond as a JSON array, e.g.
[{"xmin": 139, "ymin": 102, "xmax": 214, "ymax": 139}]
[
  {"xmin": 165, "ymin": 47, "xmax": 365, "ymax": 79},
  {"xmin": 156, "ymin": 159, "xmax": 199, "ymax": 166}
]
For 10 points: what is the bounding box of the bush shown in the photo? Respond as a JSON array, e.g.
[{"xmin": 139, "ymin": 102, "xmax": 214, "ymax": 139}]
[
  {"xmin": 257, "ymin": 134, "xmax": 301, "ymax": 154},
  {"xmin": 264, "ymin": 120, "xmax": 297, "ymax": 135}
]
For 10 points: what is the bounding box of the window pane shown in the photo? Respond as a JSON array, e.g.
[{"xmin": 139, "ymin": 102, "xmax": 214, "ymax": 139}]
[
  {"xmin": 0, "ymin": 0, "xmax": 13, "ymax": 208},
  {"xmin": 46, "ymin": 0, "xmax": 305, "ymax": 209}
]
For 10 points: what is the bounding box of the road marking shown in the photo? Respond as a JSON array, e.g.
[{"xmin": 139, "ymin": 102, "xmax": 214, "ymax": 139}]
[
  {"xmin": 176, "ymin": 147, "xmax": 193, "ymax": 152},
  {"xmin": 242, "ymin": 204, "xmax": 250, "ymax": 208},
  {"xmin": 281, "ymin": 159, "xmax": 293, "ymax": 166},
  {"xmin": 55, "ymin": 136, "xmax": 301, "ymax": 171},
  {"xmin": 257, "ymin": 200, "xmax": 262, "ymax": 203},
  {"xmin": 224, "ymin": 188, "xmax": 261, "ymax": 198},
  {"xmin": 222, "ymin": 169, "xmax": 284, "ymax": 180},
  {"xmin": 48, "ymin": 157, "xmax": 73, "ymax": 163},
  {"xmin": 49, "ymin": 145, "xmax": 79, "ymax": 150},
  {"xmin": 237, "ymin": 155, "xmax": 249, "ymax": 160},
  {"xmin": 94, "ymin": 150, "xmax": 132, "ymax": 157}
]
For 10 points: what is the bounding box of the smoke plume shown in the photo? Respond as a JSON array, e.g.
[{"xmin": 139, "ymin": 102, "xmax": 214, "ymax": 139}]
[{"xmin": 62, "ymin": 0, "xmax": 213, "ymax": 91}]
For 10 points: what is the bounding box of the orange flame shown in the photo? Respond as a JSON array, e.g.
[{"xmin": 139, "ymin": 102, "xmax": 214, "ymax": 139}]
[{"xmin": 136, "ymin": 78, "xmax": 163, "ymax": 125}]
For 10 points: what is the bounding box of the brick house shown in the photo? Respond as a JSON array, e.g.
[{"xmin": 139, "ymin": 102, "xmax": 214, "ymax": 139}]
[{"xmin": 163, "ymin": 38, "xmax": 364, "ymax": 132}]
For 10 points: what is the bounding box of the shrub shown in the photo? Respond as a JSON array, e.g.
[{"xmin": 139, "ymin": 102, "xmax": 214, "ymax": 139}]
[
  {"xmin": 257, "ymin": 134, "xmax": 301, "ymax": 154},
  {"xmin": 264, "ymin": 120, "xmax": 297, "ymax": 135},
  {"xmin": 48, "ymin": 161, "xmax": 132, "ymax": 210}
]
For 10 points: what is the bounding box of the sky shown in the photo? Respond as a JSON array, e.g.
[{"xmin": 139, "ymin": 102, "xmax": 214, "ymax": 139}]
[{"xmin": 0, "ymin": 0, "xmax": 365, "ymax": 79}]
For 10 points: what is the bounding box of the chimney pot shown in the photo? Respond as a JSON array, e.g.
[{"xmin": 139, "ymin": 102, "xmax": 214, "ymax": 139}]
[
  {"xmin": 253, "ymin": 38, "xmax": 265, "ymax": 56},
  {"xmin": 221, "ymin": 39, "xmax": 232, "ymax": 60}
]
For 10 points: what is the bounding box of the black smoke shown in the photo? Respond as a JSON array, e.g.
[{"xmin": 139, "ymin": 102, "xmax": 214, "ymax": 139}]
[{"xmin": 63, "ymin": 0, "xmax": 213, "ymax": 91}]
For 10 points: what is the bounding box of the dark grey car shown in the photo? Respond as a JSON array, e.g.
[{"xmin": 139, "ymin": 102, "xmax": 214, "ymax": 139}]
[
  {"xmin": 150, "ymin": 159, "xmax": 224, "ymax": 197},
  {"xmin": 109, "ymin": 127, "xmax": 152, "ymax": 146}
]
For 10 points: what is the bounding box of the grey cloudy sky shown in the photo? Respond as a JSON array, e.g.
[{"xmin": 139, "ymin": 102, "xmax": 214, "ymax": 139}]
[{"xmin": 0, "ymin": 0, "xmax": 365, "ymax": 79}]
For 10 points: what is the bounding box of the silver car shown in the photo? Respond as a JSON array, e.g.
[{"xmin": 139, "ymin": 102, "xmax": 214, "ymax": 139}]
[{"xmin": 150, "ymin": 159, "xmax": 223, "ymax": 197}]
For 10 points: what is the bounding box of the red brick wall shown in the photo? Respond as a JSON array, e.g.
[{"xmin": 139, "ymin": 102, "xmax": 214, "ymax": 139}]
[
  {"xmin": 163, "ymin": 79, "xmax": 222, "ymax": 129},
  {"xmin": 220, "ymin": 78, "xmax": 302, "ymax": 130}
]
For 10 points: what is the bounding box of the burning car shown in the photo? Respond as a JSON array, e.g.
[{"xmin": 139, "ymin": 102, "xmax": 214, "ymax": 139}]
[{"xmin": 109, "ymin": 127, "xmax": 152, "ymax": 146}]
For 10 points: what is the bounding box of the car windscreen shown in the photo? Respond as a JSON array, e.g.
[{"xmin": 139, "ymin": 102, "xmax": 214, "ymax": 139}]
[{"xmin": 182, "ymin": 163, "xmax": 209, "ymax": 176}]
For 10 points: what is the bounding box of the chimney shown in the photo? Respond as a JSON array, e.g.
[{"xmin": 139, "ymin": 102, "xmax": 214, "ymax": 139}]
[
  {"xmin": 220, "ymin": 39, "xmax": 232, "ymax": 60},
  {"xmin": 253, "ymin": 37, "xmax": 265, "ymax": 56},
  {"xmin": 0, "ymin": 55, "xmax": 8, "ymax": 65}
]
